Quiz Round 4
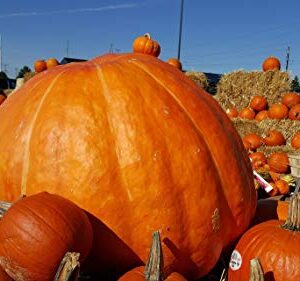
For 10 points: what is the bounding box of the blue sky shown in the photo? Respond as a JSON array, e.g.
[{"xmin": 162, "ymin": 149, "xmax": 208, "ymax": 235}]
[{"xmin": 1, "ymin": 0, "xmax": 300, "ymax": 78}]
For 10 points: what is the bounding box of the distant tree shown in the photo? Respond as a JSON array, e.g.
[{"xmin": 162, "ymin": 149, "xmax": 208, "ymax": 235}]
[
  {"xmin": 17, "ymin": 66, "xmax": 32, "ymax": 78},
  {"xmin": 0, "ymin": 71, "xmax": 8, "ymax": 90},
  {"xmin": 291, "ymin": 75, "xmax": 300, "ymax": 93}
]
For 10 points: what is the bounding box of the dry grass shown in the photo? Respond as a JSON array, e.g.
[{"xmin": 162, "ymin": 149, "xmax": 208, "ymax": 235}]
[
  {"xmin": 215, "ymin": 70, "xmax": 292, "ymax": 110},
  {"xmin": 185, "ymin": 71, "xmax": 209, "ymax": 90}
]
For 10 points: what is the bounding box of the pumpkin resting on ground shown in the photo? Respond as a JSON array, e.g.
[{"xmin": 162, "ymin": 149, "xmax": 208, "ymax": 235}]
[
  {"xmin": 0, "ymin": 192, "xmax": 93, "ymax": 281},
  {"xmin": 0, "ymin": 53, "xmax": 256, "ymax": 280}
]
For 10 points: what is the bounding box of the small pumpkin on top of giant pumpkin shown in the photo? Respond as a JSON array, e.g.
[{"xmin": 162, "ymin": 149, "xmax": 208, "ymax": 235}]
[{"xmin": 132, "ymin": 33, "xmax": 161, "ymax": 57}]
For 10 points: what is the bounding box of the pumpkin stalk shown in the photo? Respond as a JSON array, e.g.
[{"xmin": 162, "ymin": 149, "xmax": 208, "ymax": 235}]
[
  {"xmin": 54, "ymin": 252, "xmax": 80, "ymax": 281},
  {"xmin": 144, "ymin": 231, "xmax": 164, "ymax": 281},
  {"xmin": 249, "ymin": 258, "xmax": 264, "ymax": 281},
  {"xmin": 144, "ymin": 33, "xmax": 151, "ymax": 39},
  {"xmin": 282, "ymin": 193, "xmax": 300, "ymax": 231}
]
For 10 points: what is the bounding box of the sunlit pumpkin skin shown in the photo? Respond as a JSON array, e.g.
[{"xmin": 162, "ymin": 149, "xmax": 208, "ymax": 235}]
[
  {"xmin": 254, "ymin": 196, "xmax": 288, "ymax": 224},
  {"xmin": 167, "ymin": 58, "xmax": 182, "ymax": 71},
  {"xmin": 238, "ymin": 107, "xmax": 255, "ymax": 119},
  {"xmin": 291, "ymin": 132, "xmax": 300, "ymax": 149},
  {"xmin": 242, "ymin": 134, "xmax": 262, "ymax": 151},
  {"xmin": 46, "ymin": 58, "xmax": 59, "ymax": 69},
  {"xmin": 268, "ymin": 152, "xmax": 290, "ymax": 174},
  {"xmin": 263, "ymin": 130, "xmax": 286, "ymax": 146},
  {"xmin": 34, "ymin": 59, "xmax": 47, "ymax": 73},
  {"xmin": 226, "ymin": 107, "xmax": 239, "ymax": 118},
  {"xmin": 118, "ymin": 266, "xmax": 186, "ymax": 281},
  {"xmin": 0, "ymin": 53, "xmax": 256, "ymax": 279},
  {"xmin": 133, "ymin": 34, "xmax": 161, "ymax": 57},
  {"xmin": 249, "ymin": 96, "xmax": 267, "ymax": 112},
  {"xmin": 282, "ymin": 92, "xmax": 300, "ymax": 108},
  {"xmin": 0, "ymin": 93, "xmax": 6, "ymax": 106},
  {"xmin": 0, "ymin": 192, "xmax": 93, "ymax": 281},
  {"xmin": 268, "ymin": 103, "xmax": 289, "ymax": 119},
  {"xmin": 254, "ymin": 110, "xmax": 268, "ymax": 121},
  {"xmin": 288, "ymin": 104, "xmax": 300, "ymax": 120},
  {"xmin": 262, "ymin": 56, "xmax": 281, "ymax": 71}
]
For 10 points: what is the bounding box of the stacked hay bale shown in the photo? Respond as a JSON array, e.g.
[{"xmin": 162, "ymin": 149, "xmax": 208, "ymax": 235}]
[
  {"xmin": 214, "ymin": 69, "xmax": 299, "ymax": 156},
  {"xmin": 185, "ymin": 71, "xmax": 209, "ymax": 91}
]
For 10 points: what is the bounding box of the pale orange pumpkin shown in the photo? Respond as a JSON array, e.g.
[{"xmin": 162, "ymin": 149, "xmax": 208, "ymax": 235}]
[
  {"xmin": 0, "ymin": 53, "xmax": 256, "ymax": 280},
  {"xmin": 46, "ymin": 58, "xmax": 59, "ymax": 69},
  {"xmin": 262, "ymin": 56, "xmax": 281, "ymax": 71}
]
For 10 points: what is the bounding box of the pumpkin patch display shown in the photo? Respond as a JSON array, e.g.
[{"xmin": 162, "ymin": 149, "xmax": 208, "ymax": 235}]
[
  {"xmin": 132, "ymin": 33, "xmax": 161, "ymax": 57},
  {"xmin": 228, "ymin": 193, "xmax": 300, "ymax": 281},
  {"xmin": 0, "ymin": 192, "xmax": 93, "ymax": 281},
  {"xmin": 0, "ymin": 53, "xmax": 256, "ymax": 279}
]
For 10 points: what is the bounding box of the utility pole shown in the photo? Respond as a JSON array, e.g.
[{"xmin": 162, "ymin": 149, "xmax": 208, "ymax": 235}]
[
  {"xmin": 0, "ymin": 34, "xmax": 2, "ymax": 72},
  {"xmin": 177, "ymin": 0, "xmax": 184, "ymax": 60},
  {"xmin": 109, "ymin": 43, "xmax": 114, "ymax": 53},
  {"xmin": 286, "ymin": 46, "xmax": 290, "ymax": 71}
]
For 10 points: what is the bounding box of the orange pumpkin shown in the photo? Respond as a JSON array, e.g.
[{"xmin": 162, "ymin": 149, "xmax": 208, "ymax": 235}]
[
  {"xmin": 228, "ymin": 194, "xmax": 300, "ymax": 281},
  {"xmin": 275, "ymin": 179, "xmax": 290, "ymax": 195},
  {"xmin": 254, "ymin": 110, "xmax": 268, "ymax": 121},
  {"xmin": 0, "ymin": 53, "xmax": 256, "ymax": 280},
  {"xmin": 288, "ymin": 104, "xmax": 300, "ymax": 120},
  {"xmin": 0, "ymin": 192, "xmax": 93, "ymax": 281},
  {"xmin": 291, "ymin": 132, "xmax": 300, "ymax": 149},
  {"xmin": 263, "ymin": 130, "xmax": 286, "ymax": 146},
  {"xmin": 249, "ymin": 96, "xmax": 267, "ymax": 111},
  {"xmin": 132, "ymin": 33, "xmax": 161, "ymax": 57},
  {"xmin": 226, "ymin": 107, "xmax": 239, "ymax": 118},
  {"xmin": 46, "ymin": 58, "xmax": 59, "ymax": 69},
  {"xmin": 268, "ymin": 152, "xmax": 290, "ymax": 174},
  {"xmin": 239, "ymin": 107, "xmax": 255, "ymax": 119},
  {"xmin": 249, "ymin": 152, "xmax": 266, "ymax": 170},
  {"xmin": 242, "ymin": 133, "xmax": 262, "ymax": 151},
  {"xmin": 282, "ymin": 92, "xmax": 300, "ymax": 108},
  {"xmin": 34, "ymin": 59, "xmax": 47, "ymax": 73},
  {"xmin": 167, "ymin": 58, "xmax": 182, "ymax": 71},
  {"xmin": 262, "ymin": 56, "xmax": 281, "ymax": 71},
  {"xmin": 268, "ymin": 103, "xmax": 289, "ymax": 119}
]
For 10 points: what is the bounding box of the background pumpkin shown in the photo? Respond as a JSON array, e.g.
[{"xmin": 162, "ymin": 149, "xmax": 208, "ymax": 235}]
[
  {"xmin": 0, "ymin": 192, "xmax": 93, "ymax": 281},
  {"xmin": 262, "ymin": 56, "xmax": 281, "ymax": 71},
  {"xmin": 267, "ymin": 103, "xmax": 289, "ymax": 119},
  {"xmin": 34, "ymin": 59, "xmax": 47, "ymax": 73},
  {"xmin": 281, "ymin": 92, "xmax": 300, "ymax": 108},
  {"xmin": 167, "ymin": 58, "xmax": 182, "ymax": 71},
  {"xmin": 0, "ymin": 53, "xmax": 256, "ymax": 280},
  {"xmin": 46, "ymin": 58, "xmax": 60, "ymax": 69}
]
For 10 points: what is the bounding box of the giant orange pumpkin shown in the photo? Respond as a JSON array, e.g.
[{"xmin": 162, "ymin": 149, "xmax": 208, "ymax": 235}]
[
  {"xmin": 0, "ymin": 92, "xmax": 6, "ymax": 106},
  {"xmin": 0, "ymin": 192, "xmax": 93, "ymax": 281},
  {"xmin": 0, "ymin": 53, "xmax": 256, "ymax": 279}
]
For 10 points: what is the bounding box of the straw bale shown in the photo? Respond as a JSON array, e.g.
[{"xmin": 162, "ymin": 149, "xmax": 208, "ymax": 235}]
[
  {"xmin": 185, "ymin": 71, "xmax": 208, "ymax": 90},
  {"xmin": 215, "ymin": 70, "xmax": 292, "ymax": 111}
]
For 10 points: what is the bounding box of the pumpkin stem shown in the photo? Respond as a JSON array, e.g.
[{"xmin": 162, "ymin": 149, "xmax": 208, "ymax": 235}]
[
  {"xmin": 282, "ymin": 193, "xmax": 300, "ymax": 231},
  {"xmin": 249, "ymin": 258, "xmax": 264, "ymax": 281},
  {"xmin": 144, "ymin": 33, "xmax": 151, "ymax": 39},
  {"xmin": 144, "ymin": 230, "xmax": 164, "ymax": 281},
  {"xmin": 54, "ymin": 252, "xmax": 80, "ymax": 281},
  {"xmin": 0, "ymin": 201, "xmax": 12, "ymax": 219}
]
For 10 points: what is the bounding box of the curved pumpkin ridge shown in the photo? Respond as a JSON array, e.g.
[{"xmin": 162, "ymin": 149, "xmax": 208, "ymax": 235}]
[
  {"xmin": 128, "ymin": 56, "xmax": 255, "ymax": 233},
  {"xmin": 21, "ymin": 71, "xmax": 67, "ymax": 195},
  {"xmin": 89, "ymin": 58, "xmax": 230, "ymax": 274}
]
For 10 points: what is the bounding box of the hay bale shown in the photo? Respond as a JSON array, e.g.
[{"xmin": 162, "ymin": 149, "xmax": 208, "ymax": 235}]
[
  {"xmin": 185, "ymin": 71, "xmax": 208, "ymax": 90},
  {"xmin": 215, "ymin": 70, "xmax": 292, "ymax": 111}
]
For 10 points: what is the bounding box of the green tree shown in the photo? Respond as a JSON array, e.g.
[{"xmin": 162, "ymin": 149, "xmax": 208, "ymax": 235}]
[
  {"xmin": 291, "ymin": 75, "xmax": 300, "ymax": 93},
  {"xmin": 17, "ymin": 66, "xmax": 32, "ymax": 79},
  {"xmin": 0, "ymin": 71, "xmax": 8, "ymax": 90}
]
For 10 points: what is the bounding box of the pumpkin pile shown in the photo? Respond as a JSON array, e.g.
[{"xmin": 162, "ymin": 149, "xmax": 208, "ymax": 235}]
[{"xmin": 0, "ymin": 34, "xmax": 256, "ymax": 281}]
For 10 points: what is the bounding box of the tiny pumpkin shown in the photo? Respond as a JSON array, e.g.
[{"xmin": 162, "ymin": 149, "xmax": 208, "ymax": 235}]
[
  {"xmin": 242, "ymin": 133, "xmax": 262, "ymax": 151},
  {"xmin": 132, "ymin": 33, "xmax": 161, "ymax": 57},
  {"xmin": 0, "ymin": 192, "xmax": 93, "ymax": 281},
  {"xmin": 46, "ymin": 58, "xmax": 59, "ymax": 69},
  {"xmin": 282, "ymin": 92, "xmax": 300, "ymax": 108},
  {"xmin": 34, "ymin": 59, "xmax": 47, "ymax": 73},
  {"xmin": 249, "ymin": 152, "xmax": 267, "ymax": 170},
  {"xmin": 291, "ymin": 132, "xmax": 300, "ymax": 149},
  {"xmin": 263, "ymin": 130, "xmax": 286, "ymax": 146},
  {"xmin": 267, "ymin": 103, "xmax": 289, "ymax": 119},
  {"xmin": 226, "ymin": 107, "xmax": 239, "ymax": 118},
  {"xmin": 288, "ymin": 104, "xmax": 300, "ymax": 120},
  {"xmin": 167, "ymin": 58, "xmax": 182, "ymax": 71},
  {"xmin": 239, "ymin": 107, "xmax": 255, "ymax": 119},
  {"xmin": 262, "ymin": 56, "xmax": 281, "ymax": 71},
  {"xmin": 268, "ymin": 152, "xmax": 290, "ymax": 174},
  {"xmin": 249, "ymin": 96, "xmax": 267, "ymax": 111},
  {"xmin": 255, "ymin": 110, "xmax": 268, "ymax": 121}
]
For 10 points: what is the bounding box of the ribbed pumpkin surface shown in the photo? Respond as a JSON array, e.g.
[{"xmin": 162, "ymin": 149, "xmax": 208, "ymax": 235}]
[{"xmin": 0, "ymin": 53, "xmax": 256, "ymax": 279}]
